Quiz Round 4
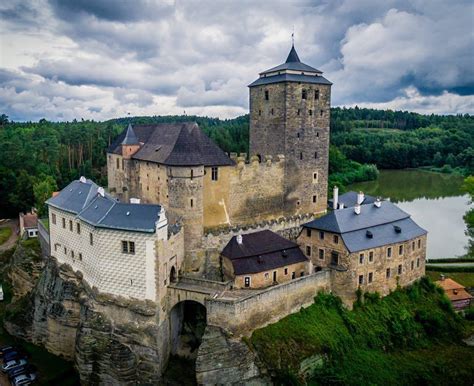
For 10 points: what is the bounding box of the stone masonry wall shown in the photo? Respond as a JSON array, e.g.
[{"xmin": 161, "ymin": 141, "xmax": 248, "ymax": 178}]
[{"xmin": 206, "ymin": 270, "xmax": 331, "ymax": 336}]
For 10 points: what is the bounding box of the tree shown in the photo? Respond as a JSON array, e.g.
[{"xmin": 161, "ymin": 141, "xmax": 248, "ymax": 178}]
[{"xmin": 33, "ymin": 175, "xmax": 58, "ymax": 217}]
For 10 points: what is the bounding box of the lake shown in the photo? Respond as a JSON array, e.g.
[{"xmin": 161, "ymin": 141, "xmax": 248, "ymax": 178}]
[{"xmin": 348, "ymin": 169, "xmax": 472, "ymax": 259}]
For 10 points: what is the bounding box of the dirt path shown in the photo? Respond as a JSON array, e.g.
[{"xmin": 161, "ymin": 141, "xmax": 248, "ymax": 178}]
[{"xmin": 0, "ymin": 219, "xmax": 19, "ymax": 253}]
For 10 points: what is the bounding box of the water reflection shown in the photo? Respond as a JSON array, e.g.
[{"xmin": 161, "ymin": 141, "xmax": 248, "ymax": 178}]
[{"xmin": 349, "ymin": 170, "xmax": 472, "ymax": 259}]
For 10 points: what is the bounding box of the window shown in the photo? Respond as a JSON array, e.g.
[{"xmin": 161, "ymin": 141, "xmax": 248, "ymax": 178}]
[
  {"xmin": 54, "ymin": 244, "xmax": 59, "ymax": 252},
  {"xmin": 71, "ymin": 250, "xmax": 74, "ymax": 259},
  {"xmin": 64, "ymin": 246, "xmax": 67, "ymax": 255},
  {"xmin": 358, "ymin": 275, "xmax": 364, "ymax": 285},
  {"xmin": 417, "ymin": 258, "xmax": 420, "ymax": 268},
  {"xmin": 316, "ymin": 132, "xmax": 319, "ymax": 137},
  {"xmin": 62, "ymin": 218, "xmax": 66, "ymax": 228},
  {"xmin": 319, "ymin": 231, "xmax": 324, "ymax": 240},
  {"xmin": 190, "ymin": 199, "xmax": 194, "ymax": 208},
  {"xmin": 297, "ymin": 109, "xmax": 301, "ymax": 116},
  {"xmin": 359, "ymin": 253, "xmax": 364, "ymax": 264},
  {"xmin": 190, "ymin": 169, "xmax": 194, "ymax": 179},
  {"xmin": 77, "ymin": 223, "xmax": 81, "ymax": 234},
  {"xmin": 300, "ymin": 152, "xmax": 303, "ymax": 160},
  {"xmin": 271, "ymin": 108, "xmax": 274, "ymax": 115},
  {"xmin": 314, "ymin": 152, "xmax": 318, "ymax": 159},
  {"xmin": 306, "ymin": 246, "xmax": 311, "ymax": 257},
  {"xmin": 52, "ymin": 213, "xmax": 56, "ymax": 225},
  {"xmin": 315, "ymin": 90, "xmax": 320, "ymax": 100},
  {"xmin": 399, "ymin": 245, "xmax": 403, "ymax": 255},
  {"xmin": 368, "ymin": 272, "xmax": 373, "ymax": 283},
  {"xmin": 369, "ymin": 251, "xmax": 374, "ymax": 262},
  {"xmin": 264, "ymin": 272, "xmax": 269, "ymax": 280},
  {"xmin": 412, "ymin": 241, "xmax": 415, "ymax": 250},
  {"xmin": 386, "ymin": 268, "xmax": 391, "ymax": 278},
  {"xmin": 398, "ymin": 264, "xmax": 402, "ymax": 275},
  {"xmin": 418, "ymin": 239, "xmax": 421, "ymax": 248},
  {"xmin": 297, "ymin": 133, "xmax": 300, "ymax": 138},
  {"xmin": 122, "ymin": 241, "xmax": 135, "ymax": 254},
  {"xmin": 320, "ymin": 109, "xmax": 324, "ymax": 116},
  {"xmin": 331, "ymin": 252, "xmax": 339, "ymax": 265},
  {"xmin": 411, "ymin": 261, "xmax": 414, "ymax": 270},
  {"xmin": 292, "ymin": 272, "xmax": 296, "ymax": 279},
  {"xmin": 333, "ymin": 235, "xmax": 339, "ymax": 244},
  {"xmin": 258, "ymin": 110, "xmax": 261, "ymax": 116},
  {"xmin": 300, "ymin": 271, "xmax": 305, "ymax": 277},
  {"xmin": 302, "ymin": 89, "xmax": 307, "ymax": 99},
  {"xmin": 244, "ymin": 276, "xmax": 251, "ymax": 287},
  {"xmin": 284, "ymin": 268, "xmax": 288, "ymax": 275},
  {"xmin": 89, "ymin": 232, "xmax": 93, "ymax": 246},
  {"xmin": 69, "ymin": 220, "xmax": 73, "ymax": 231},
  {"xmin": 387, "ymin": 247, "xmax": 392, "ymax": 258},
  {"xmin": 319, "ymin": 249, "xmax": 324, "ymax": 260},
  {"xmin": 79, "ymin": 253, "xmax": 83, "ymax": 261},
  {"xmin": 312, "ymin": 195, "xmax": 317, "ymax": 203},
  {"xmin": 309, "ymin": 109, "xmax": 313, "ymax": 116},
  {"xmin": 306, "ymin": 228, "xmax": 311, "ymax": 237},
  {"xmin": 264, "ymin": 90, "xmax": 269, "ymax": 100},
  {"xmin": 211, "ymin": 167, "xmax": 218, "ymax": 181},
  {"xmin": 313, "ymin": 172, "xmax": 318, "ymax": 181},
  {"xmin": 116, "ymin": 158, "xmax": 120, "ymax": 169}
]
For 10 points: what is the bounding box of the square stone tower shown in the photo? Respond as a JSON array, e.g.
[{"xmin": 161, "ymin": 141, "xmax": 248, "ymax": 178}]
[{"xmin": 249, "ymin": 45, "xmax": 332, "ymax": 215}]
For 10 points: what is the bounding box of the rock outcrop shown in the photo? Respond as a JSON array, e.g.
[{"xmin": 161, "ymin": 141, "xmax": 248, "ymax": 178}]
[{"xmin": 196, "ymin": 326, "xmax": 270, "ymax": 385}]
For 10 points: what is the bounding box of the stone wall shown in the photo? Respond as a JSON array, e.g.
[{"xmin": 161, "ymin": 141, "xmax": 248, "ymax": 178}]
[{"xmin": 206, "ymin": 270, "xmax": 330, "ymax": 336}]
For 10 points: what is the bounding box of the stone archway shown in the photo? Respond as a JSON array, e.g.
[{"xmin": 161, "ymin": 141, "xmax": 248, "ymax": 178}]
[
  {"xmin": 169, "ymin": 300, "xmax": 207, "ymax": 359},
  {"xmin": 170, "ymin": 265, "xmax": 177, "ymax": 283}
]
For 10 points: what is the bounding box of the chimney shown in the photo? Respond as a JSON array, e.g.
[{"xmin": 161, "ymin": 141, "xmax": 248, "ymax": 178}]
[
  {"xmin": 333, "ymin": 186, "xmax": 339, "ymax": 210},
  {"xmin": 339, "ymin": 203, "xmax": 344, "ymax": 209},
  {"xmin": 374, "ymin": 198, "xmax": 381, "ymax": 208},
  {"xmin": 130, "ymin": 198, "xmax": 141, "ymax": 204},
  {"xmin": 98, "ymin": 187, "xmax": 105, "ymax": 197},
  {"xmin": 79, "ymin": 176, "xmax": 87, "ymax": 183},
  {"xmin": 354, "ymin": 204, "xmax": 361, "ymax": 215},
  {"xmin": 236, "ymin": 234, "xmax": 243, "ymax": 245},
  {"xmin": 357, "ymin": 191, "xmax": 365, "ymax": 205}
]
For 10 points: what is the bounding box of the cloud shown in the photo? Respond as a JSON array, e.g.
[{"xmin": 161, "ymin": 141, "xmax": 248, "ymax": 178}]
[{"xmin": 0, "ymin": 0, "xmax": 473, "ymax": 121}]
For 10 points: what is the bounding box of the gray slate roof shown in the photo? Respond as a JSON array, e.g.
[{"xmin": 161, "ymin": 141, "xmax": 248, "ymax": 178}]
[
  {"xmin": 108, "ymin": 122, "xmax": 234, "ymax": 167},
  {"xmin": 328, "ymin": 191, "xmax": 377, "ymax": 209},
  {"xmin": 121, "ymin": 123, "xmax": 139, "ymax": 145},
  {"xmin": 222, "ymin": 230, "xmax": 308, "ymax": 275},
  {"xmin": 47, "ymin": 179, "xmax": 162, "ymax": 233},
  {"xmin": 249, "ymin": 45, "xmax": 331, "ymax": 87},
  {"xmin": 304, "ymin": 200, "xmax": 427, "ymax": 253}
]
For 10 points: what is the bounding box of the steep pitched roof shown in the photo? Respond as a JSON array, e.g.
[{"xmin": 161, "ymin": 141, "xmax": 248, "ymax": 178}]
[
  {"xmin": 121, "ymin": 123, "xmax": 139, "ymax": 145},
  {"xmin": 221, "ymin": 230, "xmax": 308, "ymax": 275},
  {"xmin": 249, "ymin": 45, "xmax": 331, "ymax": 87},
  {"xmin": 108, "ymin": 122, "xmax": 234, "ymax": 167},
  {"xmin": 47, "ymin": 178, "xmax": 163, "ymax": 233},
  {"xmin": 304, "ymin": 201, "xmax": 427, "ymax": 253}
]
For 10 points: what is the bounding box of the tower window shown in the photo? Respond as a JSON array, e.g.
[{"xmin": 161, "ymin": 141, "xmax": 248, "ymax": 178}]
[
  {"xmin": 314, "ymin": 152, "xmax": 318, "ymax": 159},
  {"xmin": 312, "ymin": 195, "xmax": 317, "ymax": 203},
  {"xmin": 309, "ymin": 109, "xmax": 313, "ymax": 116},
  {"xmin": 316, "ymin": 132, "xmax": 319, "ymax": 137},
  {"xmin": 297, "ymin": 109, "xmax": 300, "ymax": 115},
  {"xmin": 264, "ymin": 90, "xmax": 269, "ymax": 100},
  {"xmin": 271, "ymin": 108, "xmax": 274, "ymax": 115},
  {"xmin": 297, "ymin": 133, "xmax": 300, "ymax": 138},
  {"xmin": 211, "ymin": 167, "xmax": 218, "ymax": 181},
  {"xmin": 302, "ymin": 89, "xmax": 307, "ymax": 99},
  {"xmin": 300, "ymin": 152, "xmax": 303, "ymax": 160},
  {"xmin": 190, "ymin": 199, "xmax": 194, "ymax": 208},
  {"xmin": 315, "ymin": 90, "xmax": 320, "ymax": 100},
  {"xmin": 313, "ymin": 172, "xmax": 318, "ymax": 181},
  {"xmin": 320, "ymin": 109, "xmax": 324, "ymax": 116}
]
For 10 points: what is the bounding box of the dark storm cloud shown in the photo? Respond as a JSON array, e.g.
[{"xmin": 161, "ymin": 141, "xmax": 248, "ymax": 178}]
[{"xmin": 1, "ymin": 0, "xmax": 473, "ymax": 121}]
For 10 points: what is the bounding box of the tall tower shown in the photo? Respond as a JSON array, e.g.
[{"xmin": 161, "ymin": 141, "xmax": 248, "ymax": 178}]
[{"xmin": 249, "ymin": 44, "xmax": 332, "ymax": 215}]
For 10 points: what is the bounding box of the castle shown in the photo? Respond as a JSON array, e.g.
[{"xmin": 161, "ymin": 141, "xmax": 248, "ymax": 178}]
[{"xmin": 44, "ymin": 45, "xmax": 427, "ymax": 381}]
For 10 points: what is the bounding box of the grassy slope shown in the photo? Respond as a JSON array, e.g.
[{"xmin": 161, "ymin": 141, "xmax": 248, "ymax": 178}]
[
  {"xmin": 250, "ymin": 278, "xmax": 474, "ymax": 385},
  {"xmin": 0, "ymin": 227, "xmax": 12, "ymax": 245}
]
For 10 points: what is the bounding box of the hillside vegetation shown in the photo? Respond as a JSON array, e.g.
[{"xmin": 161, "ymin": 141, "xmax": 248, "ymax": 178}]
[
  {"xmin": 0, "ymin": 108, "xmax": 472, "ymax": 217},
  {"xmin": 250, "ymin": 277, "xmax": 474, "ymax": 385}
]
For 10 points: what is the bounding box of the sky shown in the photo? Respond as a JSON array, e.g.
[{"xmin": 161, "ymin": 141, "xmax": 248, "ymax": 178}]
[{"xmin": 0, "ymin": 0, "xmax": 473, "ymax": 122}]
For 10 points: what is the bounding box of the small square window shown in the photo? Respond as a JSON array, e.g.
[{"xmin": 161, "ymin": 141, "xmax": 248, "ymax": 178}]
[
  {"xmin": 300, "ymin": 271, "xmax": 305, "ymax": 277},
  {"xmin": 306, "ymin": 246, "xmax": 311, "ymax": 257},
  {"xmin": 129, "ymin": 241, "xmax": 135, "ymax": 254},
  {"xmin": 122, "ymin": 240, "xmax": 128, "ymax": 253},
  {"xmin": 306, "ymin": 228, "xmax": 311, "ymax": 237},
  {"xmin": 358, "ymin": 275, "xmax": 364, "ymax": 285},
  {"xmin": 368, "ymin": 272, "xmax": 373, "ymax": 283},
  {"xmin": 319, "ymin": 249, "xmax": 324, "ymax": 260}
]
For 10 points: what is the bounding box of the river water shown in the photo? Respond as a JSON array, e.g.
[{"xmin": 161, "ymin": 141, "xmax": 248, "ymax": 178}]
[{"xmin": 348, "ymin": 170, "xmax": 472, "ymax": 259}]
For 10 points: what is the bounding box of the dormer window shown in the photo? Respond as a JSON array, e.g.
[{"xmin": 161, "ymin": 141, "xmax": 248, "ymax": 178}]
[
  {"xmin": 302, "ymin": 89, "xmax": 307, "ymax": 99},
  {"xmin": 264, "ymin": 90, "xmax": 269, "ymax": 100}
]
